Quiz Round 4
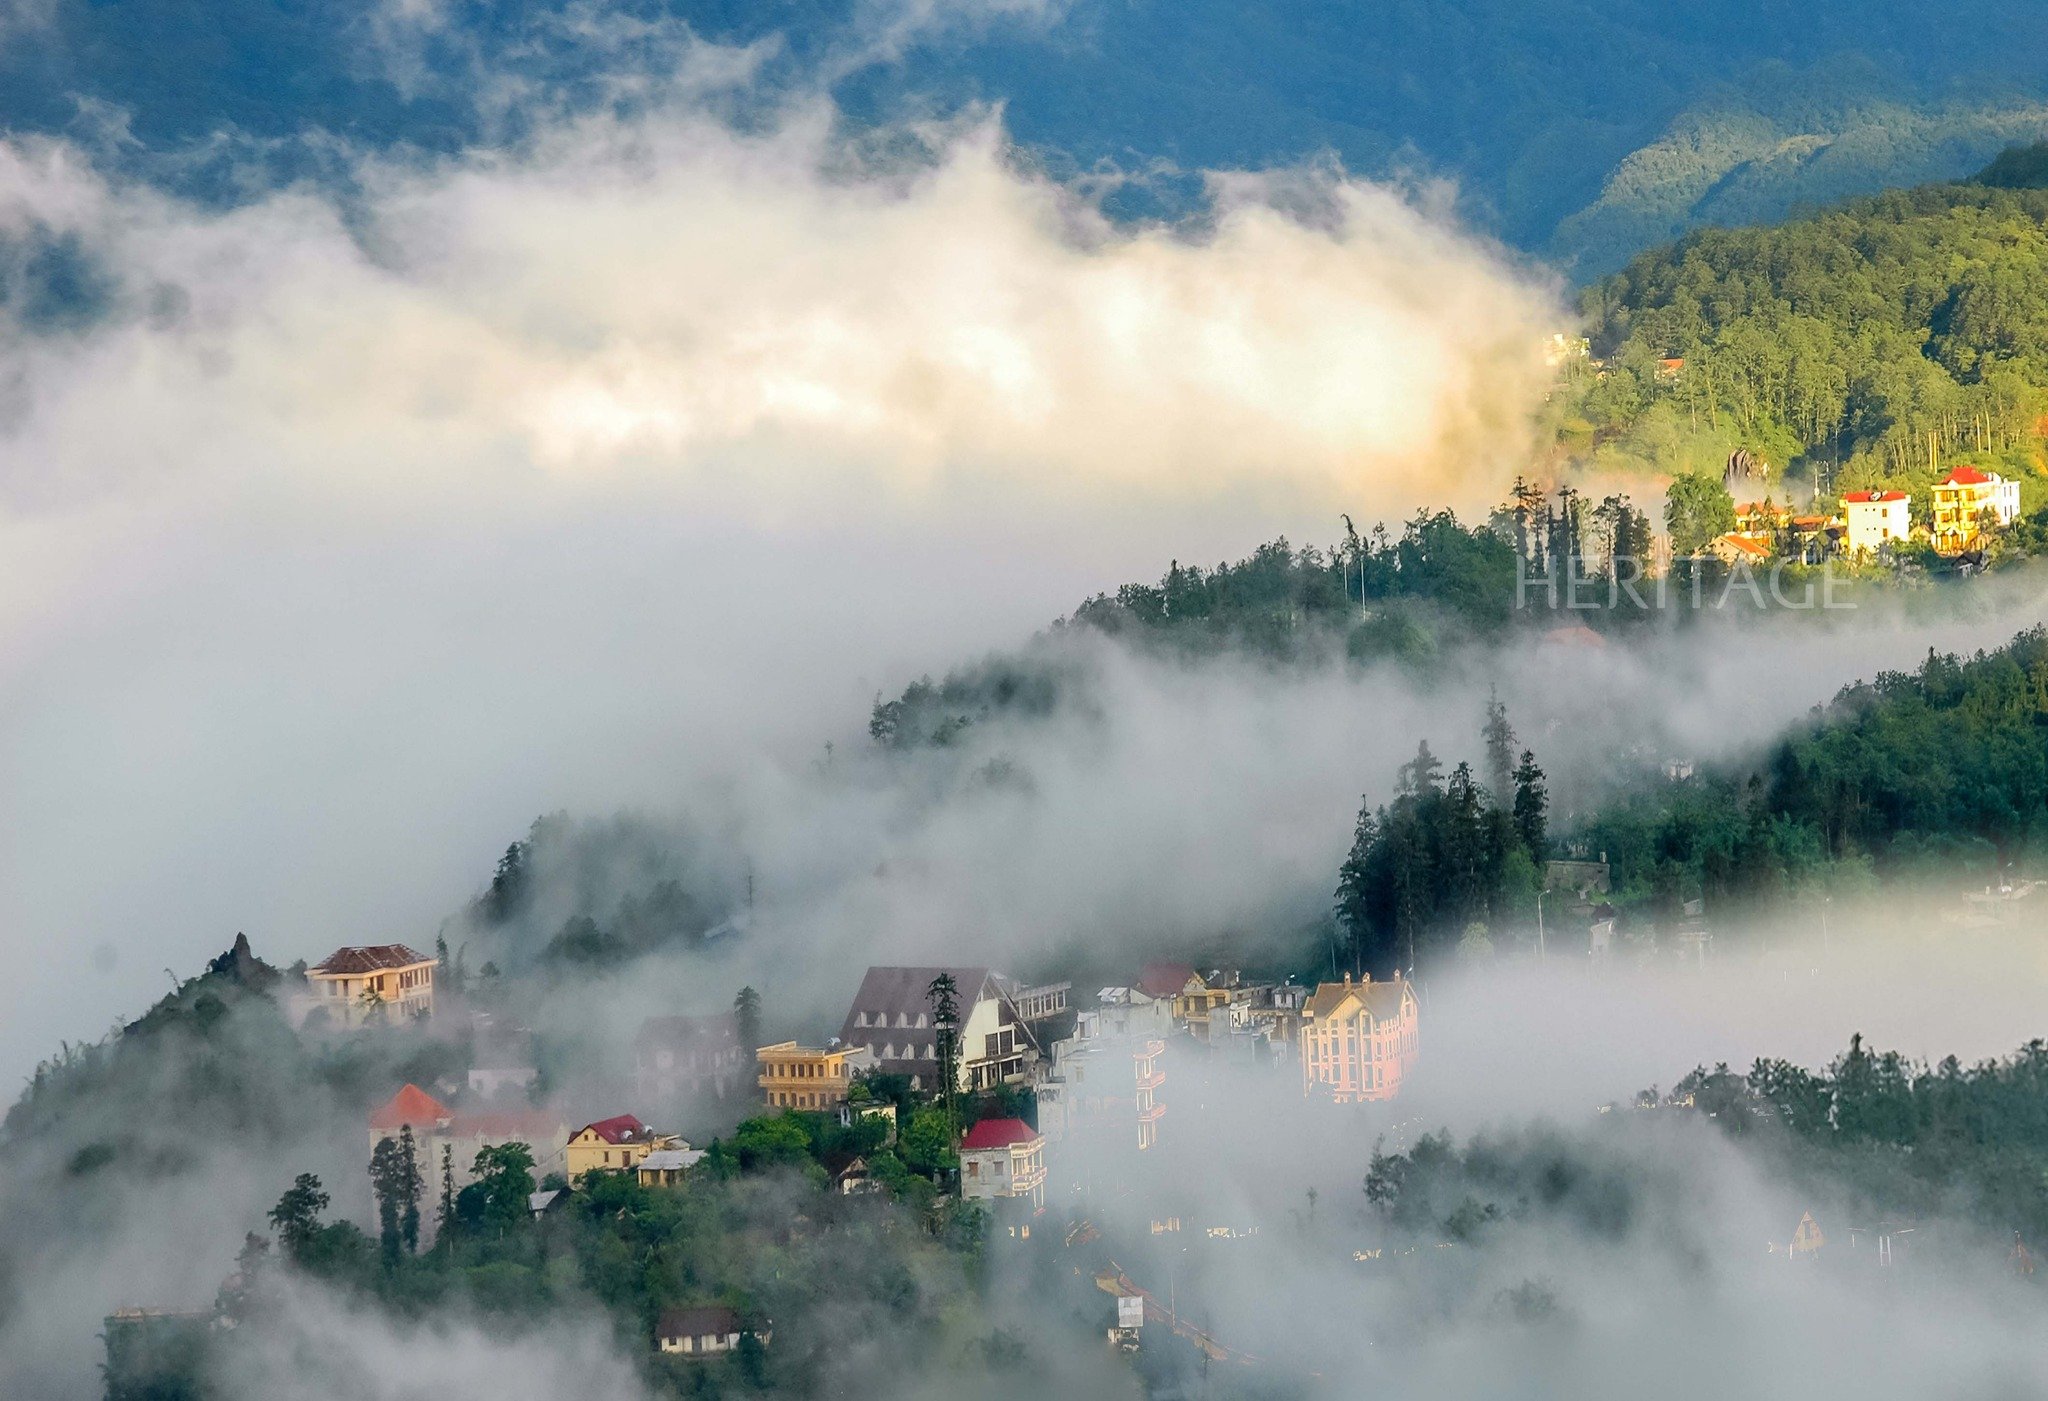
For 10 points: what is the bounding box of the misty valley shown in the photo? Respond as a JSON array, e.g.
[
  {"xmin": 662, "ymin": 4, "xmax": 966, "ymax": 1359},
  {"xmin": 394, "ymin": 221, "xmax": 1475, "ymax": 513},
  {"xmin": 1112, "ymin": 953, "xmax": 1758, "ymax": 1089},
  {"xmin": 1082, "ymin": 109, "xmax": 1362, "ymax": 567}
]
[{"xmin": 6, "ymin": 3, "xmax": 2048, "ymax": 1399}]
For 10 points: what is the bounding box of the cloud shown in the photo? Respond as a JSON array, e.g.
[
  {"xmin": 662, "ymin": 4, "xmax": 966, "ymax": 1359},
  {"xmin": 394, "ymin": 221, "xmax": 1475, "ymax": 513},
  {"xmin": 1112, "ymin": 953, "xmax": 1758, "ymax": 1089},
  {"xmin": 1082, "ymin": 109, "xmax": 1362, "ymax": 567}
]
[{"xmin": 0, "ymin": 90, "xmax": 1558, "ymax": 1085}]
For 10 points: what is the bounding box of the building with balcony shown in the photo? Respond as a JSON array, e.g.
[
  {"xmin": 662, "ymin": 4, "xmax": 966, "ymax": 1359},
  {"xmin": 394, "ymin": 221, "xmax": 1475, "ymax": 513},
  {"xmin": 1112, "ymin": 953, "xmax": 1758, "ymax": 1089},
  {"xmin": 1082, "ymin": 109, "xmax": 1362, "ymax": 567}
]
[
  {"xmin": 959, "ymin": 1117, "xmax": 1046, "ymax": 1211},
  {"xmin": 755, "ymin": 1040, "xmax": 876, "ymax": 1110},
  {"xmin": 1931, "ymin": 467, "xmax": 2021, "ymax": 554},
  {"xmin": 836, "ymin": 966, "xmax": 1041, "ymax": 1092},
  {"xmin": 1299, "ymin": 973, "xmax": 1419, "ymax": 1104},
  {"xmin": 295, "ymin": 945, "xmax": 435, "ymax": 1028},
  {"xmin": 1035, "ymin": 1011, "xmax": 1167, "ymax": 1151}
]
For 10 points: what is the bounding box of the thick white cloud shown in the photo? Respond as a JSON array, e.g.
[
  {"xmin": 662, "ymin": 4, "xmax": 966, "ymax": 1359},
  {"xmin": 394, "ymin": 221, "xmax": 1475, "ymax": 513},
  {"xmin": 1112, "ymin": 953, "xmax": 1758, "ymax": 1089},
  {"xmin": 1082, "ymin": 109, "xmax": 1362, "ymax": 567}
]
[{"xmin": 0, "ymin": 101, "xmax": 1557, "ymax": 1083}]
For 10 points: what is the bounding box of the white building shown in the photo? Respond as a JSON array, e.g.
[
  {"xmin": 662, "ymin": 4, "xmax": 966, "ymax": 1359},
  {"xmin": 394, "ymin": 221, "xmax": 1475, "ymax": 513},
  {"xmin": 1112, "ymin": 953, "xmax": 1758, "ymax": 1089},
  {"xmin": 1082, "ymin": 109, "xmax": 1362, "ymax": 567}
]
[
  {"xmin": 959, "ymin": 1118, "xmax": 1046, "ymax": 1211},
  {"xmin": 1840, "ymin": 490, "xmax": 1911, "ymax": 555}
]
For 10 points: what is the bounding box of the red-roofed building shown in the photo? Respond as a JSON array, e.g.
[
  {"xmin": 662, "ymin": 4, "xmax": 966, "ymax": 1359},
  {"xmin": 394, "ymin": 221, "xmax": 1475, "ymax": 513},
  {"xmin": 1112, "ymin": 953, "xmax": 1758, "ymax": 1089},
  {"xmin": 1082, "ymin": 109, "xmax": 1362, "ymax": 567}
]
[
  {"xmin": 1932, "ymin": 467, "xmax": 2020, "ymax": 553},
  {"xmin": 1841, "ymin": 490, "xmax": 1911, "ymax": 554},
  {"xmin": 960, "ymin": 1118, "xmax": 1045, "ymax": 1211},
  {"xmin": 1705, "ymin": 531, "xmax": 1773, "ymax": 564},
  {"xmin": 566, "ymin": 1114, "xmax": 672, "ymax": 1182},
  {"xmin": 370, "ymin": 1083, "xmax": 450, "ymax": 1134},
  {"xmin": 294, "ymin": 945, "xmax": 436, "ymax": 1029},
  {"xmin": 1133, "ymin": 963, "xmax": 1232, "ymax": 1040},
  {"xmin": 365, "ymin": 1085, "xmax": 568, "ymax": 1196},
  {"xmin": 1135, "ymin": 963, "xmax": 1197, "ymax": 1000}
]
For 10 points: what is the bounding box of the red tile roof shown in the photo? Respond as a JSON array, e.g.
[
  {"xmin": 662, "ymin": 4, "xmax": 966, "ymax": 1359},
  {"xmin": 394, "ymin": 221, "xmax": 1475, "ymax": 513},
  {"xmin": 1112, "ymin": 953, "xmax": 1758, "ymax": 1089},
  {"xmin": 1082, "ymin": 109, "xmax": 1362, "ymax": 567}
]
[
  {"xmin": 1136, "ymin": 962, "xmax": 1197, "ymax": 999},
  {"xmin": 1940, "ymin": 467, "xmax": 1994, "ymax": 486},
  {"xmin": 961, "ymin": 1117, "xmax": 1039, "ymax": 1150},
  {"xmin": 576, "ymin": 1113, "xmax": 654, "ymax": 1145},
  {"xmin": 370, "ymin": 1083, "xmax": 451, "ymax": 1132},
  {"xmin": 1841, "ymin": 490, "xmax": 1908, "ymax": 503},
  {"xmin": 313, "ymin": 944, "xmax": 431, "ymax": 975}
]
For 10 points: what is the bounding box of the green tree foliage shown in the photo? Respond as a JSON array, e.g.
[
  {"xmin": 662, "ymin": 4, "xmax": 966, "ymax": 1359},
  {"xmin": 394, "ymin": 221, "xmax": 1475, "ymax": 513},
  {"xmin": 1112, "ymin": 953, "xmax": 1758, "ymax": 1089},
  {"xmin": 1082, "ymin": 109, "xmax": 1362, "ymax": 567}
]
[
  {"xmin": 734, "ymin": 985, "xmax": 762, "ymax": 1056},
  {"xmin": 1664, "ymin": 472, "xmax": 1737, "ymax": 554},
  {"xmin": 267, "ymin": 1173, "xmax": 329, "ymax": 1262},
  {"xmin": 1336, "ymin": 720, "xmax": 1546, "ymax": 972},
  {"xmin": 459, "ymin": 1143, "xmax": 536, "ymax": 1236},
  {"xmin": 926, "ymin": 974, "xmax": 961, "ymax": 1117},
  {"xmin": 1578, "ymin": 626, "xmax": 2048, "ymax": 901},
  {"xmin": 1575, "ymin": 169, "xmax": 2048, "ymax": 497}
]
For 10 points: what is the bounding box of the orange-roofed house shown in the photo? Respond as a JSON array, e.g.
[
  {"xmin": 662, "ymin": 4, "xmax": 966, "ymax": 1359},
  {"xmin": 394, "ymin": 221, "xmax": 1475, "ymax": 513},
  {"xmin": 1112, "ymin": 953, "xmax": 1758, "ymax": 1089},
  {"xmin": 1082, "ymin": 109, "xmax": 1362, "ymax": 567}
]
[
  {"xmin": 1841, "ymin": 490, "xmax": 1911, "ymax": 555},
  {"xmin": 565, "ymin": 1114, "xmax": 672, "ymax": 1183},
  {"xmin": 959, "ymin": 1117, "xmax": 1046, "ymax": 1211},
  {"xmin": 295, "ymin": 945, "xmax": 436, "ymax": 1029},
  {"xmin": 365, "ymin": 1084, "xmax": 568, "ymax": 1191},
  {"xmin": 1931, "ymin": 467, "xmax": 2021, "ymax": 553},
  {"xmin": 1299, "ymin": 974, "xmax": 1419, "ymax": 1104},
  {"xmin": 1704, "ymin": 532, "xmax": 1773, "ymax": 565}
]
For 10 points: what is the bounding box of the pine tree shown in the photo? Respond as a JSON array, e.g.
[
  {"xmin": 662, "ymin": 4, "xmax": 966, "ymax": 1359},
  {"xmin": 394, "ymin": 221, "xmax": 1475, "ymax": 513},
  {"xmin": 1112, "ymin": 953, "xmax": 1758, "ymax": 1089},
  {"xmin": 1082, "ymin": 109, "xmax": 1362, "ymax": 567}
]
[
  {"xmin": 1397, "ymin": 740, "xmax": 1443, "ymax": 797},
  {"xmin": 369, "ymin": 1137, "xmax": 404, "ymax": 1268},
  {"xmin": 1513, "ymin": 750, "xmax": 1549, "ymax": 858},
  {"xmin": 1482, "ymin": 689, "xmax": 1516, "ymax": 803},
  {"xmin": 398, "ymin": 1125, "xmax": 423, "ymax": 1254},
  {"xmin": 734, "ymin": 985, "xmax": 762, "ymax": 1057},
  {"xmin": 1333, "ymin": 801, "xmax": 1381, "ymax": 973},
  {"xmin": 436, "ymin": 1144, "xmax": 456, "ymax": 1248},
  {"xmin": 927, "ymin": 973, "xmax": 961, "ymax": 1123}
]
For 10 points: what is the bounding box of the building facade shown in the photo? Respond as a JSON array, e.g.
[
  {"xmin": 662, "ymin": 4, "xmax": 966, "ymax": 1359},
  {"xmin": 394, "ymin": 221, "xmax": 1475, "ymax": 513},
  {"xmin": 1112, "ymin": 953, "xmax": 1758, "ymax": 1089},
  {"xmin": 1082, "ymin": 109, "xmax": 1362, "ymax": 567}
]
[
  {"xmin": 366, "ymin": 1084, "xmax": 568, "ymax": 1190},
  {"xmin": 959, "ymin": 1117, "xmax": 1047, "ymax": 1211},
  {"xmin": 1931, "ymin": 467, "xmax": 2021, "ymax": 553},
  {"xmin": 1841, "ymin": 490, "xmax": 1911, "ymax": 555},
  {"xmin": 755, "ymin": 1041, "xmax": 877, "ymax": 1110},
  {"xmin": 565, "ymin": 1114, "xmax": 668, "ymax": 1182},
  {"xmin": 296, "ymin": 945, "xmax": 435, "ymax": 1028},
  {"xmin": 656, "ymin": 1305, "xmax": 766, "ymax": 1357},
  {"xmin": 1035, "ymin": 1011, "xmax": 1167, "ymax": 1151},
  {"xmin": 634, "ymin": 1012, "xmax": 746, "ymax": 1108},
  {"xmin": 837, "ymin": 966, "xmax": 1040, "ymax": 1092},
  {"xmin": 1299, "ymin": 974, "xmax": 1419, "ymax": 1104}
]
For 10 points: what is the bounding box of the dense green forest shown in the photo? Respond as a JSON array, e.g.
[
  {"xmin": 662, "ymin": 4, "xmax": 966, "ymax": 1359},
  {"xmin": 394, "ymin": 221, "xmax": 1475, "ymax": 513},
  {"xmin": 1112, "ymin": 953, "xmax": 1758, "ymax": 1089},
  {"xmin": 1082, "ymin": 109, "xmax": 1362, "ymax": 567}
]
[
  {"xmin": 1568, "ymin": 145, "xmax": 2048, "ymax": 506},
  {"xmin": 1576, "ymin": 626, "xmax": 2048, "ymax": 925},
  {"xmin": 1331, "ymin": 701, "xmax": 1550, "ymax": 976},
  {"xmin": 1369, "ymin": 1033, "xmax": 2048, "ymax": 1253}
]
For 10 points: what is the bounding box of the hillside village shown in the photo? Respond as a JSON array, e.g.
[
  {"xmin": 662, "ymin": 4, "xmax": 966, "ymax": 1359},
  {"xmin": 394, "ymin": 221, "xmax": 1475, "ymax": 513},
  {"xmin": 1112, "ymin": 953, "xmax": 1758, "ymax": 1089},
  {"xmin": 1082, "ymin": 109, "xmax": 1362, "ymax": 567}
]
[
  {"xmin": 99, "ymin": 939, "xmax": 1425, "ymax": 1388},
  {"xmin": 327, "ymin": 944, "xmax": 1421, "ymax": 1214}
]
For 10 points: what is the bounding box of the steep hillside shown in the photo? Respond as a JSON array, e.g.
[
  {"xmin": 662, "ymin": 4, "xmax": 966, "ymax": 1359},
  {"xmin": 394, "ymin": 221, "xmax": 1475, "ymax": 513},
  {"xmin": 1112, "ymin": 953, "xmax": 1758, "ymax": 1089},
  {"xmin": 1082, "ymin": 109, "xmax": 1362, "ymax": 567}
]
[{"xmin": 1564, "ymin": 149, "xmax": 2048, "ymax": 500}]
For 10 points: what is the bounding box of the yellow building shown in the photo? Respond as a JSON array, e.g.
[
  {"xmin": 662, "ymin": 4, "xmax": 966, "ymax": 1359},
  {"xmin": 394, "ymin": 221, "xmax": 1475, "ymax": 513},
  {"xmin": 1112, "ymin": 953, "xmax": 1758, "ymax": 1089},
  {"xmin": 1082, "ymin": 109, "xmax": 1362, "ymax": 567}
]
[
  {"xmin": 296, "ymin": 945, "xmax": 436, "ymax": 1028},
  {"xmin": 755, "ymin": 1041, "xmax": 877, "ymax": 1110},
  {"xmin": 1931, "ymin": 467, "xmax": 2021, "ymax": 554},
  {"xmin": 565, "ymin": 1115, "xmax": 669, "ymax": 1183},
  {"xmin": 1299, "ymin": 974, "xmax": 1419, "ymax": 1103},
  {"xmin": 1136, "ymin": 963, "xmax": 1231, "ymax": 1040}
]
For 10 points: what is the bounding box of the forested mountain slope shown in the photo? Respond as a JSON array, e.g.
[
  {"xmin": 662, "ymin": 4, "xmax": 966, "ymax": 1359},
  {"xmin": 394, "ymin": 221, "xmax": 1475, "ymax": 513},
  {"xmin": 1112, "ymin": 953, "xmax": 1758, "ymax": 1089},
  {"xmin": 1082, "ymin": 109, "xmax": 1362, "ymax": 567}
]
[{"xmin": 1566, "ymin": 148, "xmax": 2048, "ymax": 501}]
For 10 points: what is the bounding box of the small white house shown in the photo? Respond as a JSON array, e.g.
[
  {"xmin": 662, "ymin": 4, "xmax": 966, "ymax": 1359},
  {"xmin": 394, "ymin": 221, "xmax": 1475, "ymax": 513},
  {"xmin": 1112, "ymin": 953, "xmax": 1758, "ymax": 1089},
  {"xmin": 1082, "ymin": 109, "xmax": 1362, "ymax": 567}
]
[
  {"xmin": 1841, "ymin": 490, "xmax": 1911, "ymax": 555},
  {"xmin": 657, "ymin": 1305, "xmax": 766, "ymax": 1358}
]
